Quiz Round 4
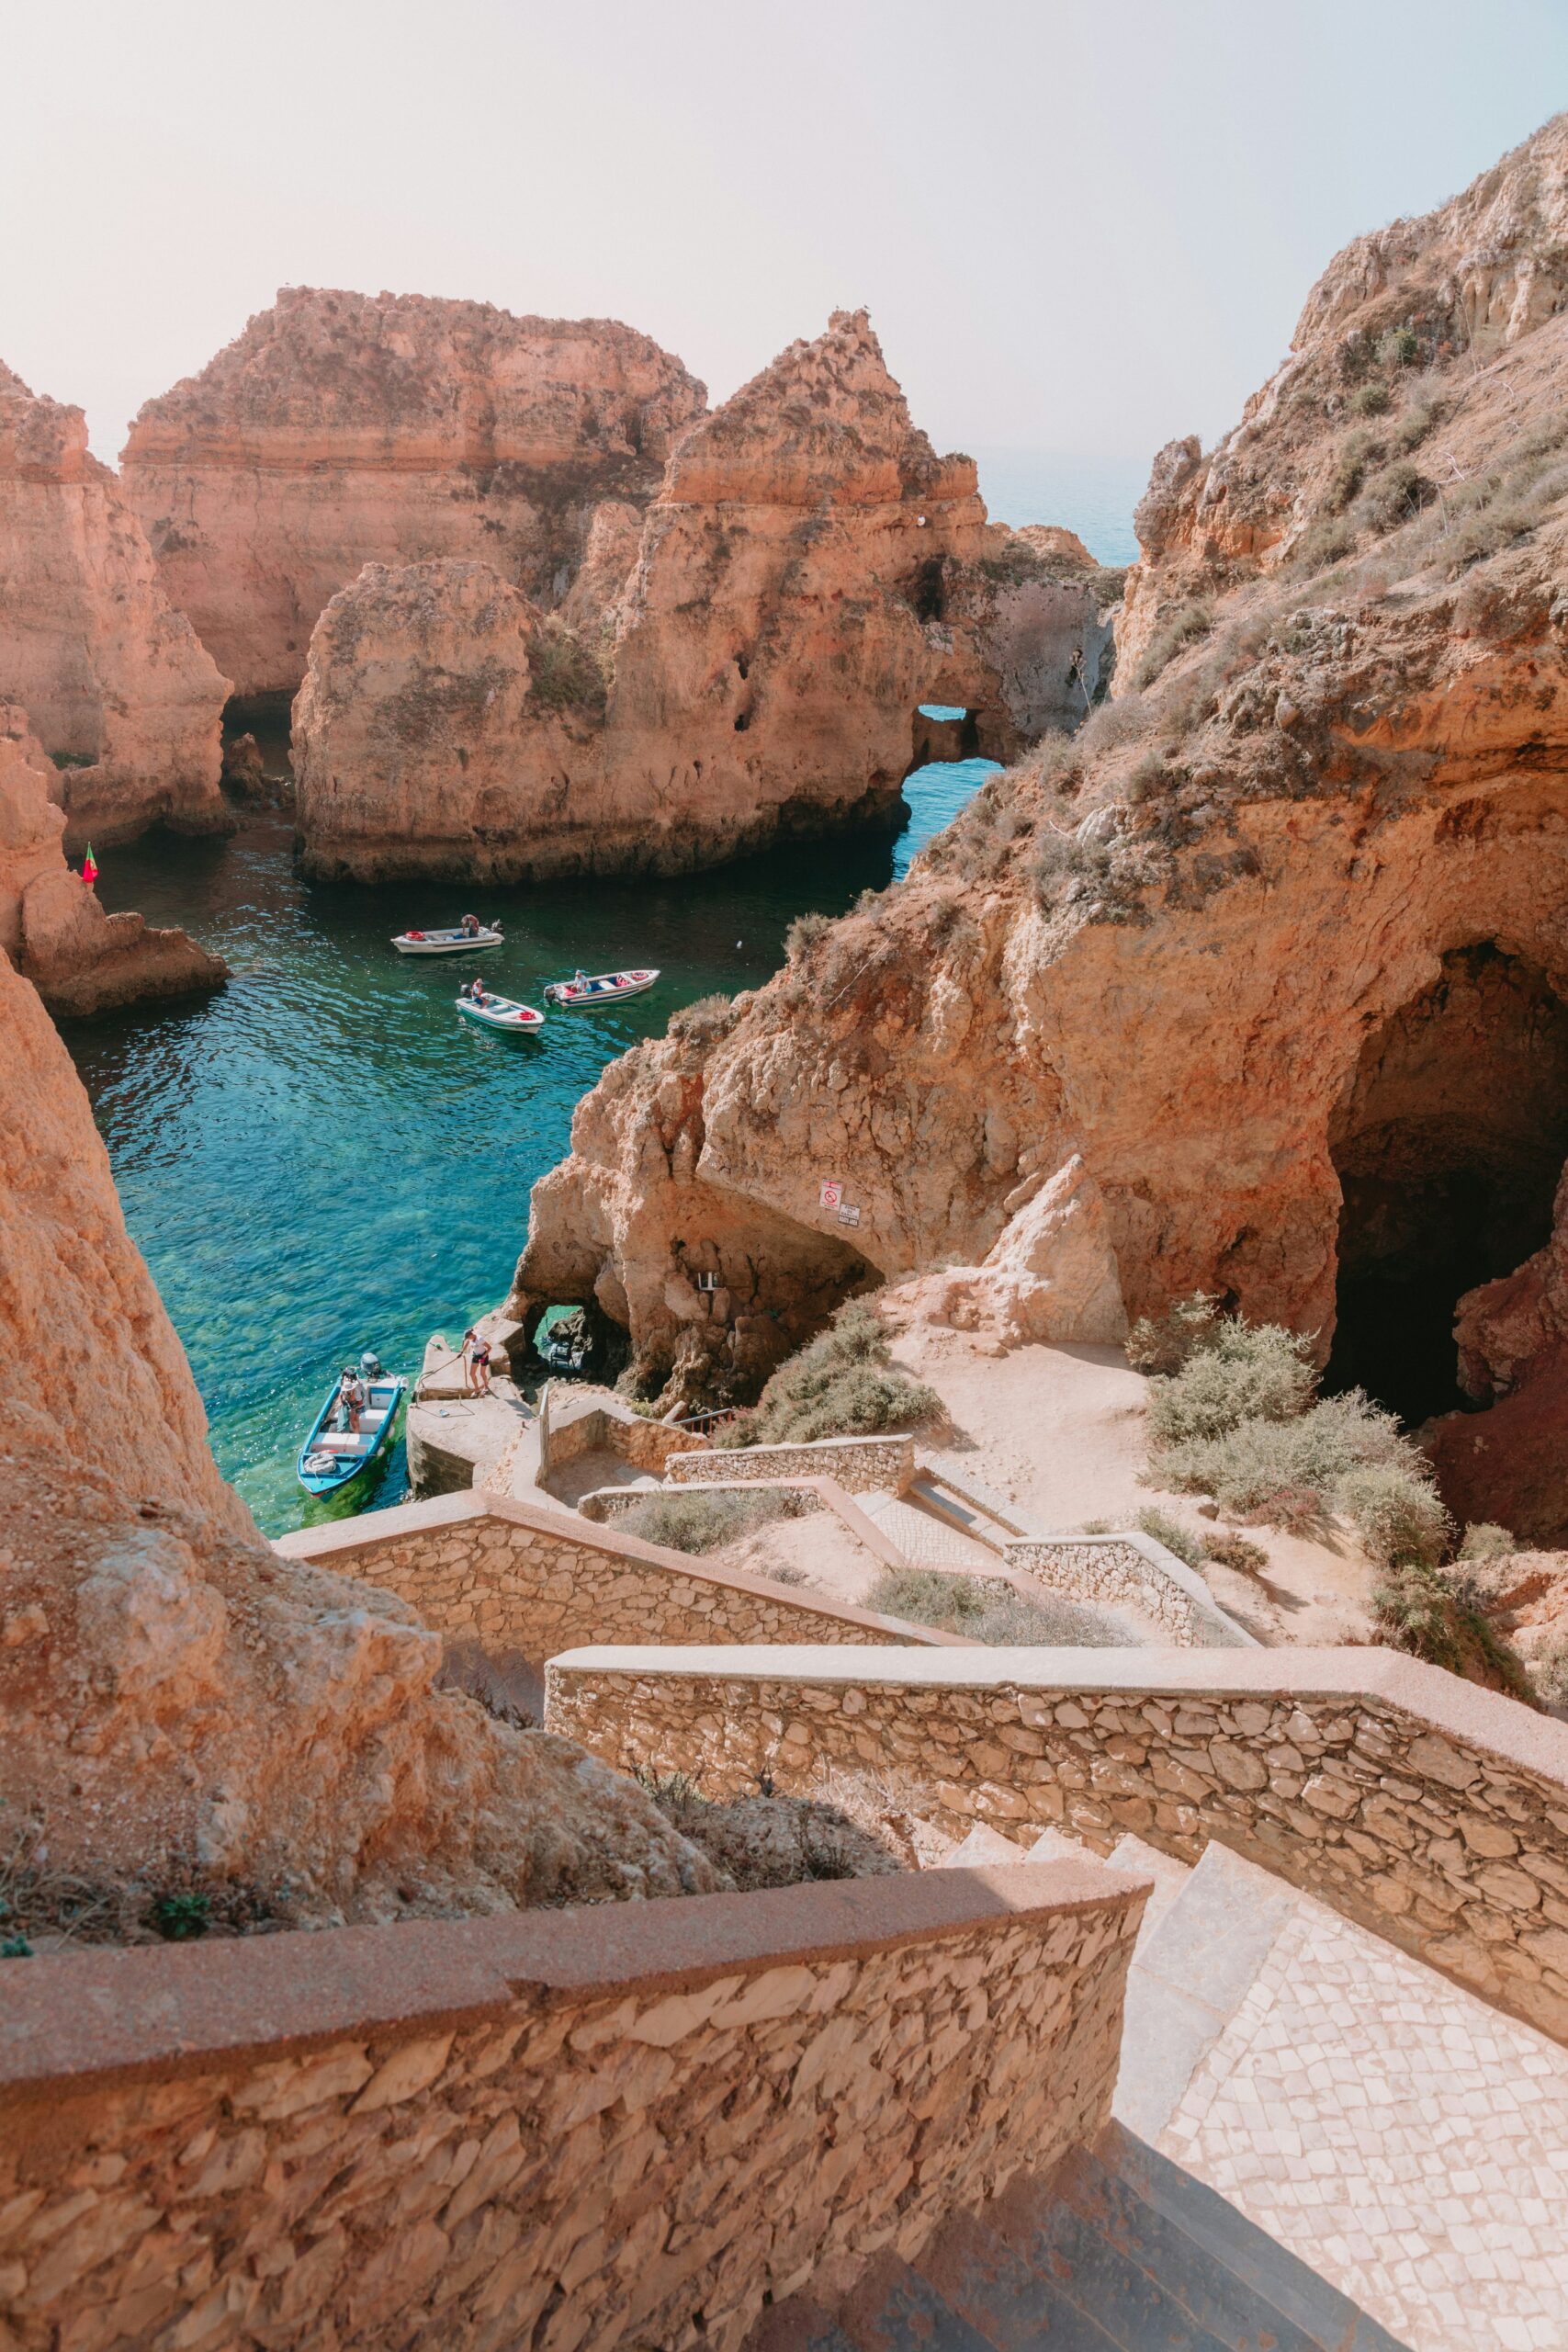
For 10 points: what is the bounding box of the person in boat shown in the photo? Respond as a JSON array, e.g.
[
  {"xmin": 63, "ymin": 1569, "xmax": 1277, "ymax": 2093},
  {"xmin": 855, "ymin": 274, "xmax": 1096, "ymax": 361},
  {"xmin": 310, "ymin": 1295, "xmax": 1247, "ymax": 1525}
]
[
  {"xmin": 460, "ymin": 913, "xmax": 481, "ymax": 937},
  {"xmin": 463, "ymin": 1328, "xmax": 492, "ymax": 1396},
  {"xmin": 336, "ymin": 1366, "xmax": 366, "ymax": 1433},
  {"xmin": 573, "ymin": 967, "xmax": 588, "ymax": 993}
]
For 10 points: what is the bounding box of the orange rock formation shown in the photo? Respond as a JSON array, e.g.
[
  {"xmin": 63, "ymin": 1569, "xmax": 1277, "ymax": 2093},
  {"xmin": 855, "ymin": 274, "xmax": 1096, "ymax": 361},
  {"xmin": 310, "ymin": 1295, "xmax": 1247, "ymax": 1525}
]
[
  {"xmin": 0, "ymin": 952, "xmax": 716, "ymax": 1922},
  {"xmin": 0, "ymin": 362, "xmax": 230, "ymax": 849},
  {"xmin": 291, "ymin": 311, "xmax": 1117, "ymax": 882},
  {"xmin": 0, "ymin": 710, "xmax": 226, "ymax": 1016},
  {"xmin": 514, "ymin": 119, "xmax": 1568, "ymax": 1541},
  {"xmin": 120, "ymin": 288, "xmax": 708, "ymax": 701}
]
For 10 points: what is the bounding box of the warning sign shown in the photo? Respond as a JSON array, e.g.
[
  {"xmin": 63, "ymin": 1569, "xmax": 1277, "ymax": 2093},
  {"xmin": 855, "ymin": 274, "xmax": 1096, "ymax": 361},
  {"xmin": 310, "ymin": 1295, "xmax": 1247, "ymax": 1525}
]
[
  {"xmin": 818, "ymin": 1180, "xmax": 842, "ymax": 1212},
  {"xmin": 837, "ymin": 1204, "xmax": 862, "ymax": 1227}
]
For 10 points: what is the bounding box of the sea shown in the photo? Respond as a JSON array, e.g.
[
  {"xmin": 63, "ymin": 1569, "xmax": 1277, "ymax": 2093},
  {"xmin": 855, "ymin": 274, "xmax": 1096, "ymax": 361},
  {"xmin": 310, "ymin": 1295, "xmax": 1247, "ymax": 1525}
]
[{"xmin": 66, "ymin": 459, "xmax": 1138, "ymax": 1535}]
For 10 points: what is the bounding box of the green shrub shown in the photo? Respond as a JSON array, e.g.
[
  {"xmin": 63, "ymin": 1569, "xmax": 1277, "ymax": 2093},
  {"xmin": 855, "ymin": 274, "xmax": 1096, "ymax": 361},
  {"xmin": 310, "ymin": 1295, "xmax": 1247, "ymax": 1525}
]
[
  {"xmin": 1154, "ymin": 1387, "xmax": 1417, "ymax": 1521},
  {"xmin": 1134, "ymin": 600, "xmax": 1213, "ymax": 690},
  {"xmin": 1327, "ymin": 428, "xmax": 1384, "ymax": 513},
  {"xmin": 1291, "ymin": 515, "xmax": 1358, "ymax": 573},
  {"xmin": 1145, "ymin": 1318, "xmax": 1316, "ymax": 1446},
  {"xmin": 1134, "ymin": 1507, "xmax": 1205, "ymax": 1569},
  {"xmin": 1372, "ymin": 1560, "xmax": 1531, "ymax": 1695},
  {"xmin": 1203, "ymin": 1530, "xmax": 1269, "ymax": 1575},
  {"xmin": 1358, "ymin": 458, "xmax": 1427, "ymax": 536},
  {"xmin": 148, "ymin": 1891, "xmax": 211, "ymax": 1942},
  {"xmin": 669, "ymin": 992, "xmax": 737, "ymax": 1045},
  {"xmin": 1460, "ymin": 1521, "xmax": 1517, "ymax": 1564},
  {"xmin": 866, "ymin": 1566, "xmax": 1122, "ymax": 1645},
  {"xmin": 615, "ymin": 1487, "xmax": 807, "ymax": 1555},
  {"xmin": 1380, "ymin": 325, "xmax": 1420, "ymax": 368},
  {"xmin": 718, "ymin": 1301, "xmax": 940, "ymax": 1449},
  {"xmin": 1125, "ymin": 1292, "xmax": 1222, "ymax": 1376},
  {"xmin": 1351, "ymin": 382, "xmax": 1392, "ymax": 417},
  {"xmin": 784, "ymin": 910, "xmax": 832, "ymax": 961},
  {"xmin": 1337, "ymin": 1462, "xmax": 1452, "ymax": 1568},
  {"xmin": 525, "ymin": 619, "xmax": 608, "ymax": 715}
]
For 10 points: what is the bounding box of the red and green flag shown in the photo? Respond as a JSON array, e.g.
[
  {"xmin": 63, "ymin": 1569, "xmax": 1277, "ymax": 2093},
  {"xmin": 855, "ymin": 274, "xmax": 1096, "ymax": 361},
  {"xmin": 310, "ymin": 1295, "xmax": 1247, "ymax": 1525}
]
[{"xmin": 81, "ymin": 844, "xmax": 98, "ymax": 889}]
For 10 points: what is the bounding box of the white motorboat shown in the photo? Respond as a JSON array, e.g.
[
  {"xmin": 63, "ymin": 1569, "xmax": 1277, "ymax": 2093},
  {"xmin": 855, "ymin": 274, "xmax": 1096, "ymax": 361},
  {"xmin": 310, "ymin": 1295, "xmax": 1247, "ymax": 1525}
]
[
  {"xmin": 454, "ymin": 988, "xmax": 545, "ymax": 1034},
  {"xmin": 542, "ymin": 967, "xmax": 660, "ymax": 1007},
  {"xmin": 392, "ymin": 922, "xmax": 504, "ymax": 956}
]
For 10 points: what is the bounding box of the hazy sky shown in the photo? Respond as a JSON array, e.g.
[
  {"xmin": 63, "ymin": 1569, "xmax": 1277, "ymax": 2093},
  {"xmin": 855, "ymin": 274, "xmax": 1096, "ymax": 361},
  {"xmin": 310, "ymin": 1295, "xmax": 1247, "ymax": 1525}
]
[{"xmin": 6, "ymin": 0, "xmax": 1567, "ymax": 503}]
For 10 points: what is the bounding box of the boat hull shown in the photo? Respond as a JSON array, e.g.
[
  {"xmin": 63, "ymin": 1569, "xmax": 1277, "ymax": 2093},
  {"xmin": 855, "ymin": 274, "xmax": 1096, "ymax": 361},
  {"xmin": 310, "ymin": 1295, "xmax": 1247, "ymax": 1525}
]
[
  {"xmin": 455, "ymin": 995, "xmax": 545, "ymax": 1033},
  {"xmin": 297, "ymin": 1375, "xmax": 407, "ymax": 1497},
  {"xmin": 544, "ymin": 967, "xmax": 660, "ymax": 1008},
  {"xmin": 393, "ymin": 928, "xmax": 503, "ymax": 956}
]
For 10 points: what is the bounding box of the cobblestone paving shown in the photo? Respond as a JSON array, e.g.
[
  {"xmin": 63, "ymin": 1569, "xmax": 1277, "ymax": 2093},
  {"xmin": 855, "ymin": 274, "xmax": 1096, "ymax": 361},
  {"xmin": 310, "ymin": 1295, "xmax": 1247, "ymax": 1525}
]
[
  {"xmin": 1160, "ymin": 1891, "xmax": 1568, "ymax": 2351},
  {"xmin": 858, "ymin": 1491, "xmax": 1007, "ymax": 1571}
]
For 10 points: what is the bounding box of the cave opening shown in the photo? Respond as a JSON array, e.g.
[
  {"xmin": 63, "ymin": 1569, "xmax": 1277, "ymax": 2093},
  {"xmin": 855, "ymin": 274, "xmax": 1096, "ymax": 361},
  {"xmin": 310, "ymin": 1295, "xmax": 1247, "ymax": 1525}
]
[
  {"xmin": 1325, "ymin": 944, "xmax": 1568, "ymax": 1426},
  {"xmin": 912, "ymin": 557, "xmax": 947, "ymax": 623}
]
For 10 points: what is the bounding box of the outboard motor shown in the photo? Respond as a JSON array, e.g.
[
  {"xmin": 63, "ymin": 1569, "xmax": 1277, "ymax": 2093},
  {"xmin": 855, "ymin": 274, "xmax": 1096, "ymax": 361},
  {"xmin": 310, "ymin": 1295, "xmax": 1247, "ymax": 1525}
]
[{"xmin": 360, "ymin": 1349, "xmax": 384, "ymax": 1380}]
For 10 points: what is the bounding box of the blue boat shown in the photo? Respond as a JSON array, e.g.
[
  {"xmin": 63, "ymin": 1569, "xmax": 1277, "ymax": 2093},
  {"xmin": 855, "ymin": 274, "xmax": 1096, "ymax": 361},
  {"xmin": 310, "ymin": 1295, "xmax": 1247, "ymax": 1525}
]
[{"xmin": 297, "ymin": 1356, "xmax": 407, "ymax": 1497}]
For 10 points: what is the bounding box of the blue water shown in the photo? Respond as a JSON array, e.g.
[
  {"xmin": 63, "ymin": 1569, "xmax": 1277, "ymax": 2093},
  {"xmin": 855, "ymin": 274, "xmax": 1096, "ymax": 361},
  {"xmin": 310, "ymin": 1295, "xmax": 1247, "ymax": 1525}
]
[
  {"xmin": 973, "ymin": 450, "xmax": 1145, "ymax": 568},
  {"xmin": 67, "ymin": 758, "xmax": 997, "ymax": 1534}
]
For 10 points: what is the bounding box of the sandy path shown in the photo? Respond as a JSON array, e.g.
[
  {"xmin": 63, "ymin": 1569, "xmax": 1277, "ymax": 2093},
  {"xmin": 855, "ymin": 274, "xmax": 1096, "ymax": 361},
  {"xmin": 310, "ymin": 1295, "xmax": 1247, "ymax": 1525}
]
[{"xmin": 885, "ymin": 1324, "xmax": 1380, "ymax": 1646}]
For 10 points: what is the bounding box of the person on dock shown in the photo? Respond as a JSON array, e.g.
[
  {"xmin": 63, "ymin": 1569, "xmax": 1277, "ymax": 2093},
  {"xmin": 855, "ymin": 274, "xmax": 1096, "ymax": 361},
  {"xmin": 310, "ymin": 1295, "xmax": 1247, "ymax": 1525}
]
[{"xmin": 463, "ymin": 1328, "xmax": 492, "ymax": 1396}]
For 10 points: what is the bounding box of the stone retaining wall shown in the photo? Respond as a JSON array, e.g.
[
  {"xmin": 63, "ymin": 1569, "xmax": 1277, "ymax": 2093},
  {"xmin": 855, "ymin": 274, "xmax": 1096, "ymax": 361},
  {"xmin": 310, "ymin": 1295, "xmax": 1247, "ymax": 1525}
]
[
  {"xmin": 545, "ymin": 1387, "xmax": 697, "ymax": 1476},
  {"xmin": 580, "ymin": 1479, "xmax": 829, "ymax": 1525},
  {"xmin": 0, "ymin": 1865, "xmax": 1143, "ymax": 2352},
  {"xmin": 668, "ymin": 1433, "xmax": 916, "ymax": 1496},
  {"xmin": 276, "ymin": 1492, "xmax": 960, "ymax": 1656},
  {"xmin": 1002, "ymin": 1533, "xmax": 1257, "ymax": 1647},
  {"xmin": 546, "ymin": 1645, "xmax": 1568, "ymax": 2046}
]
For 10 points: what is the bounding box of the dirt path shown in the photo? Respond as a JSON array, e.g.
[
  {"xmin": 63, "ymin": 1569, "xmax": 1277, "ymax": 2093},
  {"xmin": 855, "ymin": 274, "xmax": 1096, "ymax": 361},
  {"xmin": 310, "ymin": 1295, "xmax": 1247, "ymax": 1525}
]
[{"xmin": 884, "ymin": 1324, "xmax": 1381, "ymax": 1646}]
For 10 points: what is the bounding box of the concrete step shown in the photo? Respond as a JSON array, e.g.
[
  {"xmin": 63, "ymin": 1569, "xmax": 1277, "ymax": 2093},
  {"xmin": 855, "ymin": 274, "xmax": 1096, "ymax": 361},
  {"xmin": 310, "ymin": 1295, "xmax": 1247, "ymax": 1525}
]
[
  {"xmin": 835, "ymin": 2251, "xmax": 1002, "ymax": 2351},
  {"xmin": 1051, "ymin": 2145, "xmax": 1328, "ymax": 2352},
  {"xmin": 857, "ymin": 1490, "xmax": 1002, "ymax": 1572},
  {"xmin": 912, "ymin": 2211, "xmax": 1123, "ymax": 2350},
  {"xmin": 987, "ymin": 2171, "xmax": 1234, "ymax": 2352},
  {"xmin": 1100, "ymin": 2128, "xmax": 1411, "ymax": 2352},
  {"xmin": 1112, "ymin": 1841, "xmax": 1300, "ymax": 2144},
  {"xmin": 916, "ymin": 1462, "xmax": 1046, "ymax": 1539},
  {"xmin": 906, "ymin": 1475, "xmax": 1016, "ymax": 1556}
]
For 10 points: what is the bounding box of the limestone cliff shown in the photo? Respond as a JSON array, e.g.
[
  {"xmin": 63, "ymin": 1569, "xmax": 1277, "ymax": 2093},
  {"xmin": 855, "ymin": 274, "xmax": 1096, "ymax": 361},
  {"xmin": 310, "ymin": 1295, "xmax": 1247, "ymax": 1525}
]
[
  {"xmin": 0, "ymin": 710, "xmax": 227, "ymax": 1017},
  {"xmin": 120, "ymin": 287, "xmax": 707, "ymax": 700},
  {"xmin": 291, "ymin": 310, "xmax": 1116, "ymax": 883},
  {"xmin": 0, "ymin": 952, "xmax": 716, "ymax": 1923},
  {"xmin": 0, "ymin": 363, "xmax": 230, "ymax": 848},
  {"xmin": 513, "ymin": 116, "xmax": 1568, "ymax": 1541}
]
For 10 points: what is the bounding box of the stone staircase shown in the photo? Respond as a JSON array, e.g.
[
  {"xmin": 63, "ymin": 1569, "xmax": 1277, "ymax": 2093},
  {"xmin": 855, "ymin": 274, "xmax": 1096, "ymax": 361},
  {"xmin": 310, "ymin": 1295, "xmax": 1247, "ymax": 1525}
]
[
  {"xmin": 751, "ymin": 1826, "xmax": 1568, "ymax": 2352},
  {"xmin": 750, "ymin": 2123, "xmax": 1408, "ymax": 2348}
]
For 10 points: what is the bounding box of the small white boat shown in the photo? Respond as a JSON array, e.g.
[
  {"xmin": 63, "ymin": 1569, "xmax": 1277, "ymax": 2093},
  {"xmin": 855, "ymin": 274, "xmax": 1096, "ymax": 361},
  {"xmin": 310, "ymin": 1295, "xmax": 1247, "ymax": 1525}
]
[
  {"xmin": 542, "ymin": 967, "xmax": 660, "ymax": 1008},
  {"xmin": 455, "ymin": 989, "xmax": 545, "ymax": 1034},
  {"xmin": 392, "ymin": 922, "xmax": 503, "ymax": 956}
]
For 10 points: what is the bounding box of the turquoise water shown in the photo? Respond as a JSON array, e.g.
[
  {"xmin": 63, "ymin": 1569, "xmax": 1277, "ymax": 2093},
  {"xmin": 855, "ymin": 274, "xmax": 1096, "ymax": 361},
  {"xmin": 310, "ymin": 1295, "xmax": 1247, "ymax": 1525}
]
[{"xmin": 67, "ymin": 758, "xmax": 998, "ymax": 1535}]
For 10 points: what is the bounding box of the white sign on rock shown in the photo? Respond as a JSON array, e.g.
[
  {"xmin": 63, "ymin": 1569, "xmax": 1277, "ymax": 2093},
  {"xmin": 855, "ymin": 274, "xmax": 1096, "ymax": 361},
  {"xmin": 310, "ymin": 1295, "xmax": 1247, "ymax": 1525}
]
[{"xmin": 819, "ymin": 1180, "xmax": 842, "ymax": 1212}]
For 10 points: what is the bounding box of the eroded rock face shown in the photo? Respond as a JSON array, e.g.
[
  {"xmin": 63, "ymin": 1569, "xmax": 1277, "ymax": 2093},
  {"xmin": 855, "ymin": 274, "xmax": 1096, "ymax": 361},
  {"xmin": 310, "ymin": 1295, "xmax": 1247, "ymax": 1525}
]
[
  {"xmin": 0, "ymin": 711, "xmax": 226, "ymax": 1017},
  {"xmin": 291, "ymin": 310, "xmax": 1115, "ymax": 882},
  {"xmin": 513, "ymin": 118, "xmax": 1568, "ymax": 1532},
  {"xmin": 0, "ymin": 362, "xmax": 230, "ymax": 847},
  {"xmin": 0, "ymin": 955, "xmax": 716, "ymax": 1922},
  {"xmin": 120, "ymin": 287, "xmax": 707, "ymax": 700}
]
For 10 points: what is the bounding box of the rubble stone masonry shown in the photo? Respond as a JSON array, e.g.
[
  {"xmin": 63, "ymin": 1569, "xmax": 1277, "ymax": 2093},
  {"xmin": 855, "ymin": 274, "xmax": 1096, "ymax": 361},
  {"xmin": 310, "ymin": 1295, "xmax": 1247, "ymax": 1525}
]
[
  {"xmin": 0, "ymin": 1866, "xmax": 1142, "ymax": 2351},
  {"xmin": 547, "ymin": 1645, "xmax": 1568, "ymax": 2046}
]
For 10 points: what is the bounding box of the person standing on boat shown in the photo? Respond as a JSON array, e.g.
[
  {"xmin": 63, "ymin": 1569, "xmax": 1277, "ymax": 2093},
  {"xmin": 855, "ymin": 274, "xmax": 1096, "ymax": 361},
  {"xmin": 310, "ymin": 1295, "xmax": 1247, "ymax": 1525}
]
[
  {"xmin": 336, "ymin": 1366, "xmax": 366, "ymax": 1433},
  {"xmin": 463, "ymin": 1328, "xmax": 492, "ymax": 1396}
]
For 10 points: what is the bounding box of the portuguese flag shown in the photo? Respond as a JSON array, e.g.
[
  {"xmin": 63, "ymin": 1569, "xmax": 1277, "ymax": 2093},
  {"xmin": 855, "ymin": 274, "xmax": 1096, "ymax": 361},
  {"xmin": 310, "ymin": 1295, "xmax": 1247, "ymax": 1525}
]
[{"xmin": 81, "ymin": 844, "xmax": 98, "ymax": 889}]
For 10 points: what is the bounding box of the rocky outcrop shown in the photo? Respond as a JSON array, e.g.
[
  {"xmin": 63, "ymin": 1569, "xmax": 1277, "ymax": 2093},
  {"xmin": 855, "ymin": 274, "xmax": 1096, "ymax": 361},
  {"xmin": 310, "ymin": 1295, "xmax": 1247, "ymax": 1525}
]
[
  {"xmin": 291, "ymin": 310, "xmax": 1114, "ymax": 882},
  {"xmin": 513, "ymin": 116, "xmax": 1568, "ymax": 1522},
  {"xmin": 0, "ymin": 711, "xmax": 226, "ymax": 1017},
  {"xmin": 0, "ymin": 949, "xmax": 716, "ymax": 1925},
  {"xmin": 120, "ymin": 288, "xmax": 707, "ymax": 700},
  {"xmin": 0, "ymin": 363, "xmax": 230, "ymax": 848}
]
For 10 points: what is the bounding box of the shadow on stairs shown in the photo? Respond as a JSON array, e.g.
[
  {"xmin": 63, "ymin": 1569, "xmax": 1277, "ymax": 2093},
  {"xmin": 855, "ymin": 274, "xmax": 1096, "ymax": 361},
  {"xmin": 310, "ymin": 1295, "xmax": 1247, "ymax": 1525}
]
[{"xmin": 747, "ymin": 2121, "xmax": 1409, "ymax": 2352}]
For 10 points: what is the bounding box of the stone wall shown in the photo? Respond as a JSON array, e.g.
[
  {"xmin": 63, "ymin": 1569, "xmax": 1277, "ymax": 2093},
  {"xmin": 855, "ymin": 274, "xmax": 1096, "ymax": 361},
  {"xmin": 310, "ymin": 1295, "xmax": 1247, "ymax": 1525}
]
[
  {"xmin": 581, "ymin": 1479, "xmax": 829, "ymax": 1525},
  {"xmin": 0, "ymin": 1864, "xmax": 1143, "ymax": 2352},
  {"xmin": 668, "ymin": 1433, "xmax": 916, "ymax": 1496},
  {"xmin": 276, "ymin": 1491, "xmax": 960, "ymax": 1655},
  {"xmin": 544, "ymin": 1387, "xmax": 700, "ymax": 1477},
  {"xmin": 1002, "ymin": 1533, "xmax": 1258, "ymax": 1647},
  {"xmin": 546, "ymin": 1645, "xmax": 1568, "ymax": 2045}
]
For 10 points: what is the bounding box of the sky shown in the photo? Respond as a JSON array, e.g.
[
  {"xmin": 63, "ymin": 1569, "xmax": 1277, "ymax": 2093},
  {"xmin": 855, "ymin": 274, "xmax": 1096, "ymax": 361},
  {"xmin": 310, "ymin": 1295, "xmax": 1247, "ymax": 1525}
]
[{"xmin": 5, "ymin": 0, "xmax": 1567, "ymax": 554}]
